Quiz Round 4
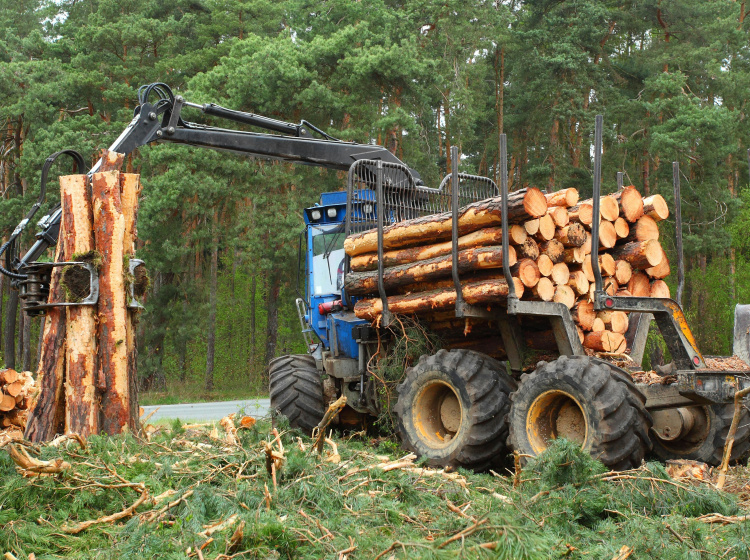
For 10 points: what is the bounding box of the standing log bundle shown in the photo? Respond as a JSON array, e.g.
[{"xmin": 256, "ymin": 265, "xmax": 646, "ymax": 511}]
[
  {"xmin": 345, "ymin": 183, "xmax": 672, "ymax": 356},
  {"xmin": 25, "ymin": 151, "xmax": 143, "ymax": 442}
]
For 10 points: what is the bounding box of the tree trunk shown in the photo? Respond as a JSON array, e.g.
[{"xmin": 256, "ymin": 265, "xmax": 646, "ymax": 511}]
[
  {"xmin": 263, "ymin": 272, "xmax": 281, "ymax": 377},
  {"xmin": 93, "ymin": 170, "xmax": 129, "ymax": 435},
  {"xmin": 0, "ymin": 272, "xmax": 4, "ymax": 356},
  {"xmin": 204, "ymin": 223, "xmax": 219, "ymax": 392},
  {"xmin": 17, "ymin": 305, "xmax": 25, "ymax": 370},
  {"xmin": 121, "ymin": 173, "xmax": 141, "ymax": 430},
  {"xmin": 61, "ymin": 174, "xmax": 98, "ymax": 436},
  {"xmin": 4, "ymin": 289, "xmax": 18, "ymax": 369},
  {"xmin": 25, "ymin": 201, "xmax": 68, "ymax": 442},
  {"xmin": 248, "ymin": 272, "xmax": 257, "ymax": 380}
]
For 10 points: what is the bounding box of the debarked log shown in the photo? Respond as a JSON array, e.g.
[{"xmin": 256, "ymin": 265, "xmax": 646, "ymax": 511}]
[
  {"xmin": 349, "ymin": 226, "xmax": 525, "ymax": 272},
  {"xmin": 344, "ymin": 245, "xmax": 516, "ymax": 295},
  {"xmin": 343, "ymin": 188, "xmax": 548, "ymax": 256},
  {"xmin": 353, "ymin": 278, "xmax": 525, "ymax": 321}
]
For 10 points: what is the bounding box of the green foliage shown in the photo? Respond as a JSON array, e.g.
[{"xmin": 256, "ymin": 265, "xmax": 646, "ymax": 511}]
[
  {"xmin": 1, "ymin": 425, "xmax": 748, "ymax": 558},
  {"xmin": 369, "ymin": 316, "xmax": 441, "ymax": 434}
]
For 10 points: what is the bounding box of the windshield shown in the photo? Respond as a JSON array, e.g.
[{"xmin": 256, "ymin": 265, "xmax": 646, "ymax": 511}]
[{"xmin": 311, "ymin": 225, "xmax": 346, "ymax": 296}]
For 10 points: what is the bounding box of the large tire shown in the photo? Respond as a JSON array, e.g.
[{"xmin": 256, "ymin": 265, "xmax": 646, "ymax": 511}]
[
  {"xmin": 393, "ymin": 349, "xmax": 516, "ymax": 471},
  {"xmin": 650, "ymin": 403, "xmax": 750, "ymax": 466},
  {"xmin": 508, "ymin": 355, "xmax": 652, "ymax": 470},
  {"xmin": 269, "ymin": 354, "xmax": 326, "ymax": 434}
]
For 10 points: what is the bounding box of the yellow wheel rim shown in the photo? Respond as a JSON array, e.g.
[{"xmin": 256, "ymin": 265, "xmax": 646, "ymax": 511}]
[{"xmin": 526, "ymin": 390, "xmax": 588, "ymax": 454}]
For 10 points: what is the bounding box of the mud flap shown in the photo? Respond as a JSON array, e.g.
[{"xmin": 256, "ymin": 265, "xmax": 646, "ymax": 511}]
[{"xmin": 733, "ymin": 304, "xmax": 750, "ymax": 364}]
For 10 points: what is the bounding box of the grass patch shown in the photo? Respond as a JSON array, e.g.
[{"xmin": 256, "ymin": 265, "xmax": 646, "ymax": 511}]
[
  {"xmin": 1, "ymin": 428, "xmax": 750, "ymax": 559},
  {"xmin": 139, "ymin": 380, "xmax": 267, "ymax": 406}
]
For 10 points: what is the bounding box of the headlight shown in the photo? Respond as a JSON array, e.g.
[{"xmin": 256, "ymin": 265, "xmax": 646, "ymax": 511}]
[
  {"xmin": 326, "ymin": 208, "xmax": 337, "ymax": 218},
  {"xmin": 363, "ymin": 204, "xmax": 373, "ymax": 215},
  {"xmin": 311, "ymin": 209, "xmax": 322, "ymax": 221}
]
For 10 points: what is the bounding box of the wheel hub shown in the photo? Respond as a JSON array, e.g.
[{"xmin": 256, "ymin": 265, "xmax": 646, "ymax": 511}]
[
  {"xmin": 652, "ymin": 406, "xmax": 708, "ymax": 453},
  {"xmin": 414, "ymin": 380, "xmax": 463, "ymax": 448},
  {"xmin": 526, "ymin": 390, "xmax": 588, "ymax": 454}
]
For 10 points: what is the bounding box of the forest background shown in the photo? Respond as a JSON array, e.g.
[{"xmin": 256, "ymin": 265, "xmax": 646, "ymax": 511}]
[{"xmin": 1, "ymin": 0, "xmax": 749, "ymax": 402}]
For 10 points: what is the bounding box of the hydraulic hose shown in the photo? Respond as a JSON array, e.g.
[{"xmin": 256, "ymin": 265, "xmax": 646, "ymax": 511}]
[{"xmin": 0, "ymin": 239, "xmax": 26, "ymax": 280}]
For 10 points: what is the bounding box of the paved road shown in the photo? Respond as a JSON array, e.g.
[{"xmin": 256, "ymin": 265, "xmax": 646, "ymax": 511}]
[{"xmin": 142, "ymin": 398, "xmax": 270, "ymax": 422}]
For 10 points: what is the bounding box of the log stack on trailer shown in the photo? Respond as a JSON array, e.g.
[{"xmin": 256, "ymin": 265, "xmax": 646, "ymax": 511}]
[{"xmin": 344, "ymin": 184, "xmax": 670, "ymax": 357}]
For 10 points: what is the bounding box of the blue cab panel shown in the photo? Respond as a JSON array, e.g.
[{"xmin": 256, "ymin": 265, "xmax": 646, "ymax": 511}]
[
  {"xmin": 303, "ymin": 189, "xmax": 373, "ymax": 356},
  {"xmin": 327, "ymin": 312, "xmax": 368, "ymax": 359}
]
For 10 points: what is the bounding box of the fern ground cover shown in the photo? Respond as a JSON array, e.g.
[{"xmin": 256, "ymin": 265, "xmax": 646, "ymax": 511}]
[{"xmin": 1, "ymin": 418, "xmax": 749, "ymax": 560}]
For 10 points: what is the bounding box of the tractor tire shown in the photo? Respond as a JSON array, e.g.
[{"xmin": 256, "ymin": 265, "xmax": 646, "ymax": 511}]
[
  {"xmin": 393, "ymin": 349, "xmax": 516, "ymax": 471},
  {"xmin": 269, "ymin": 354, "xmax": 326, "ymax": 434},
  {"xmin": 508, "ymin": 355, "xmax": 652, "ymax": 470},
  {"xmin": 650, "ymin": 403, "xmax": 750, "ymax": 466}
]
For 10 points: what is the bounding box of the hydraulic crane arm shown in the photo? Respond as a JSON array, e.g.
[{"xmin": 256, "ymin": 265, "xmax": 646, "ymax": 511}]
[{"xmin": 11, "ymin": 83, "xmax": 421, "ymax": 273}]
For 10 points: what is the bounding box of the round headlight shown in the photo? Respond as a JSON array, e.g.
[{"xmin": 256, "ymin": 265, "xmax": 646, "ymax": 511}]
[
  {"xmin": 363, "ymin": 204, "xmax": 373, "ymax": 215},
  {"xmin": 327, "ymin": 208, "xmax": 337, "ymax": 218},
  {"xmin": 311, "ymin": 209, "xmax": 322, "ymax": 221}
]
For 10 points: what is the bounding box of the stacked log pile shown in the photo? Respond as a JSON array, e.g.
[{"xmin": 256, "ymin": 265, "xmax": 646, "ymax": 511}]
[
  {"xmin": 0, "ymin": 369, "xmax": 35, "ymax": 434},
  {"xmin": 344, "ymin": 185, "xmax": 670, "ymax": 356}
]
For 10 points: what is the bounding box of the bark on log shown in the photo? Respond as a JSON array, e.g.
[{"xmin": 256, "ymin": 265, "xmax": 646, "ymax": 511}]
[
  {"xmin": 650, "ymin": 279, "xmax": 671, "ymax": 299},
  {"xmin": 624, "ymin": 215, "xmax": 659, "ymax": 243},
  {"xmin": 614, "ymin": 260, "xmax": 633, "ymax": 285},
  {"xmin": 554, "ymin": 223, "xmax": 587, "ymax": 247},
  {"xmin": 645, "ymin": 247, "xmax": 670, "ymax": 279},
  {"xmin": 550, "ymin": 262, "xmax": 570, "ymax": 286},
  {"xmin": 548, "ymin": 206, "xmax": 570, "ymax": 227},
  {"xmin": 93, "ymin": 171, "xmax": 129, "ymax": 435},
  {"xmin": 61, "ymin": 174, "xmax": 98, "ymax": 437},
  {"xmin": 545, "ymin": 188, "xmax": 579, "ymax": 208},
  {"xmin": 539, "ymin": 239, "xmax": 565, "ymax": 263},
  {"xmin": 511, "ymin": 259, "xmax": 541, "ymax": 288},
  {"xmin": 344, "ymin": 245, "xmax": 516, "ymax": 295},
  {"xmin": 614, "ymin": 217, "xmax": 630, "ymax": 239},
  {"xmin": 25, "ymin": 175, "xmax": 72, "ymax": 442},
  {"xmin": 627, "ymin": 272, "xmax": 651, "ymax": 297},
  {"xmin": 353, "ymin": 278, "xmax": 524, "ymax": 321},
  {"xmin": 612, "ymin": 186, "xmax": 644, "ymax": 223},
  {"xmin": 99, "ymin": 149, "xmax": 125, "ymax": 172},
  {"xmin": 537, "ymin": 254, "xmax": 553, "ymax": 276},
  {"xmin": 612, "ymin": 239, "xmax": 663, "ymax": 269},
  {"xmin": 531, "ymin": 277, "xmax": 555, "ymax": 301},
  {"xmin": 343, "ymin": 188, "xmax": 548, "ymax": 256},
  {"xmin": 643, "ymin": 194, "xmax": 669, "ymax": 221},
  {"xmin": 121, "ymin": 173, "xmax": 142, "ymax": 432},
  {"xmin": 517, "ymin": 238, "xmax": 540, "ymax": 260},
  {"xmin": 349, "ymin": 226, "xmax": 522, "ymax": 272},
  {"xmin": 584, "ymin": 330, "xmax": 625, "ymax": 352}
]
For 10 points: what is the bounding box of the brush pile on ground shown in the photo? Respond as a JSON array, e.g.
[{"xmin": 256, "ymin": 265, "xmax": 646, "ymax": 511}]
[
  {"xmin": 2, "ymin": 417, "xmax": 750, "ymax": 559},
  {"xmin": 344, "ymin": 186, "xmax": 670, "ymax": 356}
]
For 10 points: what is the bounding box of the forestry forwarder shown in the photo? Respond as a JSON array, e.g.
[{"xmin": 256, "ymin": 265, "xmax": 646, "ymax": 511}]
[{"xmin": 2, "ymin": 85, "xmax": 749, "ymax": 471}]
